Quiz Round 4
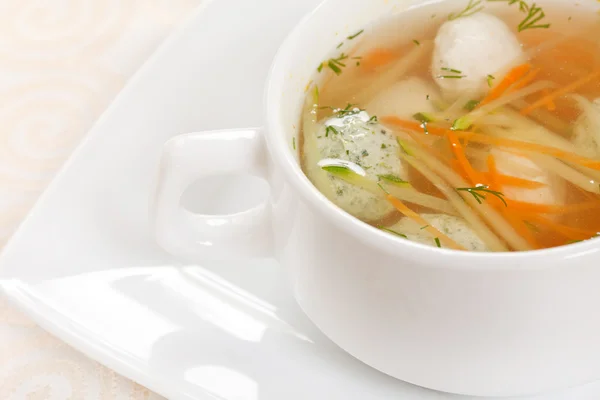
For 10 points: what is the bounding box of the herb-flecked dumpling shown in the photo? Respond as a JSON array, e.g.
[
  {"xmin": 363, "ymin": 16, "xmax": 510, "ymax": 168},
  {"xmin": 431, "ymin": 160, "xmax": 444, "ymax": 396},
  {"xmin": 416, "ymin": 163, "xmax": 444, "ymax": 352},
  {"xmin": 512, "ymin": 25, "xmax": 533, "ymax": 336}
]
[{"xmin": 308, "ymin": 109, "xmax": 404, "ymax": 222}]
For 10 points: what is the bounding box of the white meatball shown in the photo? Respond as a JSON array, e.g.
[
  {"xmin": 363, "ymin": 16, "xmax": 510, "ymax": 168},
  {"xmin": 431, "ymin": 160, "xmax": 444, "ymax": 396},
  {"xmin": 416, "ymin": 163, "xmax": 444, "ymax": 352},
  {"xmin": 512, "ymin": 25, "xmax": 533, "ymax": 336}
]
[
  {"xmin": 573, "ymin": 98, "xmax": 600, "ymax": 159},
  {"xmin": 390, "ymin": 214, "xmax": 488, "ymax": 251},
  {"xmin": 309, "ymin": 111, "xmax": 404, "ymax": 222},
  {"xmin": 365, "ymin": 77, "xmax": 440, "ymax": 118},
  {"xmin": 488, "ymin": 148, "xmax": 566, "ymax": 205},
  {"xmin": 432, "ymin": 13, "xmax": 524, "ymax": 100}
]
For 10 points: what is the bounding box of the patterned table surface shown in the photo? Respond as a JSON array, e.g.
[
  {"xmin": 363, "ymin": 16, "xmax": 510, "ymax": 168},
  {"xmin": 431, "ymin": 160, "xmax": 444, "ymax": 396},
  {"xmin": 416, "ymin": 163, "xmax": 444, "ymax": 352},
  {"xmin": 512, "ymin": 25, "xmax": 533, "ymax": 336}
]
[{"xmin": 0, "ymin": 1, "xmax": 203, "ymax": 398}]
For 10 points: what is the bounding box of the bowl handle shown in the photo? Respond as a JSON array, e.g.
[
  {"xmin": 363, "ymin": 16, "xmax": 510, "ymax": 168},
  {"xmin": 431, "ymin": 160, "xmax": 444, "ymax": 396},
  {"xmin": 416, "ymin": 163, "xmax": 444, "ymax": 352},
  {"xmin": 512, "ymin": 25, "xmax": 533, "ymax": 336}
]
[{"xmin": 150, "ymin": 128, "xmax": 273, "ymax": 260}]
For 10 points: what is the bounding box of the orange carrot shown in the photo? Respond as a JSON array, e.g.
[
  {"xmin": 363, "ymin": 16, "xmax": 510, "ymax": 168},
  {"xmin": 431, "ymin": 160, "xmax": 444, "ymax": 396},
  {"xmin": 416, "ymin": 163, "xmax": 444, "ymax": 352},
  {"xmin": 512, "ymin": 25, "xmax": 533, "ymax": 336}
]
[
  {"xmin": 484, "ymin": 173, "xmax": 547, "ymax": 189},
  {"xmin": 447, "ymin": 131, "xmax": 485, "ymax": 185},
  {"xmin": 521, "ymin": 69, "xmax": 600, "ymax": 115},
  {"xmin": 509, "ymin": 68, "xmax": 541, "ymax": 92},
  {"xmin": 479, "ymin": 63, "xmax": 532, "ymax": 107},
  {"xmin": 361, "ymin": 48, "xmax": 398, "ymax": 71},
  {"xmin": 380, "ymin": 116, "xmax": 600, "ymax": 170},
  {"xmin": 383, "ymin": 193, "xmax": 466, "ymax": 250}
]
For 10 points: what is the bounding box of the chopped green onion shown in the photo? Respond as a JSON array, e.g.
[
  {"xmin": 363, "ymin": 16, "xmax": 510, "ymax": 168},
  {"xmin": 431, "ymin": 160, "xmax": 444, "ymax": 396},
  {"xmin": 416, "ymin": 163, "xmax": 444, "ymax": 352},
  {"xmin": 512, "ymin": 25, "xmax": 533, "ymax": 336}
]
[
  {"xmin": 378, "ymin": 174, "xmax": 411, "ymax": 187},
  {"xmin": 464, "ymin": 100, "xmax": 480, "ymax": 111},
  {"xmin": 413, "ymin": 112, "xmax": 435, "ymax": 123},
  {"xmin": 451, "ymin": 117, "xmax": 472, "ymax": 131}
]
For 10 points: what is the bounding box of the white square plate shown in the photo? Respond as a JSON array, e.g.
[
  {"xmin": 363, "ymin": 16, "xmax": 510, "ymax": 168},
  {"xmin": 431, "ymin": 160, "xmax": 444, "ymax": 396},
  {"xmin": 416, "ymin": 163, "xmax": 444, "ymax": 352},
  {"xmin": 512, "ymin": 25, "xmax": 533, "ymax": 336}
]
[{"xmin": 2, "ymin": 0, "xmax": 600, "ymax": 399}]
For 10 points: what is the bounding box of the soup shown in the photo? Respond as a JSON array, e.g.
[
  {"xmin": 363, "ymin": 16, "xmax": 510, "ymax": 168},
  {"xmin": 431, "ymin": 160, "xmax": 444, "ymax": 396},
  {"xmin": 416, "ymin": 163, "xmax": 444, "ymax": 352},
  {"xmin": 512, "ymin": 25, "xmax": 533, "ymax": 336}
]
[{"xmin": 299, "ymin": 0, "xmax": 600, "ymax": 252}]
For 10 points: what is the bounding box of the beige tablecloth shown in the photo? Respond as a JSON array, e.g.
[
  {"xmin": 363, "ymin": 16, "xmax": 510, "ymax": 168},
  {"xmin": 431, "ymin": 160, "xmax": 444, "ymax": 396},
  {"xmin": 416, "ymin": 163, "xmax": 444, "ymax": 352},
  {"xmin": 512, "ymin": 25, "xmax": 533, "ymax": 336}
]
[{"xmin": 0, "ymin": 1, "xmax": 203, "ymax": 398}]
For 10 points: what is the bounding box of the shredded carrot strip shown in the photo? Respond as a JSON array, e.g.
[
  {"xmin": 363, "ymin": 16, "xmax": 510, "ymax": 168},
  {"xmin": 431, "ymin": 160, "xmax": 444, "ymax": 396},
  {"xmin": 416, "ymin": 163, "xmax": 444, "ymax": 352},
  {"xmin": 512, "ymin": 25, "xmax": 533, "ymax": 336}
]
[
  {"xmin": 383, "ymin": 194, "xmax": 465, "ymax": 250},
  {"xmin": 361, "ymin": 48, "xmax": 398, "ymax": 71},
  {"xmin": 528, "ymin": 215, "xmax": 598, "ymax": 241},
  {"xmin": 521, "ymin": 69, "xmax": 600, "ymax": 115},
  {"xmin": 380, "ymin": 116, "xmax": 600, "ymax": 170},
  {"xmin": 483, "ymin": 173, "xmax": 548, "ymax": 189},
  {"xmin": 447, "ymin": 131, "xmax": 484, "ymax": 185},
  {"xmin": 509, "ymin": 68, "xmax": 541, "ymax": 92},
  {"xmin": 479, "ymin": 63, "xmax": 532, "ymax": 107}
]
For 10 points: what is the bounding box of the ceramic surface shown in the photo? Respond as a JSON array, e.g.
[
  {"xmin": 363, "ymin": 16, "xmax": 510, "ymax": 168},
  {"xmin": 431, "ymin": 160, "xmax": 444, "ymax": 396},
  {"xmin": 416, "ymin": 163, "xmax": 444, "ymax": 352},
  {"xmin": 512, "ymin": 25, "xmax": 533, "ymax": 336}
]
[{"xmin": 2, "ymin": 0, "xmax": 600, "ymax": 399}]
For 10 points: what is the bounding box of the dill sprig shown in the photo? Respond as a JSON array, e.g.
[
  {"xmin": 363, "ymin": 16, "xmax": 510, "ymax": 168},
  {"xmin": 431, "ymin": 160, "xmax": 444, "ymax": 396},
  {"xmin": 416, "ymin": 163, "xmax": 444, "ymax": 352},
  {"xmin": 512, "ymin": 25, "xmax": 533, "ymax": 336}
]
[
  {"xmin": 456, "ymin": 185, "xmax": 508, "ymax": 207},
  {"xmin": 434, "ymin": 237, "xmax": 442, "ymax": 248},
  {"xmin": 487, "ymin": 0, "xmax": 550, "ymax": 31},
  {"xmin": 448, "ymin": 0, "xmax": 484, "ymax": 20},
  {"xmin": 334, "ymin": 103, "xmax": 363, "ymax": 118}
]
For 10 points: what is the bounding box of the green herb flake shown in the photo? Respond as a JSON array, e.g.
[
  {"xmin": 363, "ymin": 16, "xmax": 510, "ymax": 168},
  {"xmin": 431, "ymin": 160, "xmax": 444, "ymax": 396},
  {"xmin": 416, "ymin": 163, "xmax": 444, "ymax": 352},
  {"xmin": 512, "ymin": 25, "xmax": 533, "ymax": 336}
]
[
  {"xmin": 456, "ymin": 185, "xmax": 508, "ymax": 207},
  {"xmin": 448, "ymin": 0, "xmax": 484, "ymax": 20},
  {"xmin": 318, "ymin": 53, "xmax": 350, "ymax": 75},
  {"xmin": 368, "ymin": 115, "xmax": 379, "ymax": 124},
  {"xmin": 347, "ymin": 29, "xmax": 364, "ymax": 40},
  {"xmin": 381, "ymin": 144, "xmax": 387, "ymax": 149},
  {"xmin": 438, "ymin": 75, "xmax": 467, "ymax": 79},
  {"xmin": 434, "ymin": 237, "xmax": 442, "ymax": 248},
  {"xmin": 325, "ymin": 125, "xmax": 339, "ymax": 137},
  {"xmin": 328, "ymin": 60, "xmax": 343, "ymax": 75},
  {"xmin": 420, "ymin": 225, "xmax": 429, "ymax": 230},
  {"xmin": 441, "ymin": 67, "xmax": 463, "ymax": 74},
  {"xmin": 464, "ymin": 100, "xmax": 480, "ymax": 111},
  {"xmin": 379, "ymin": 226, "xmax": 408, "ymax": 239},
  {"xmin": 292, "ymin": 137, "xmax": 296, "ymax": 150},
  {"xmin": 361, "ymin": 150, "xmax": 369, "ymax": 157},
  {"xmin": 336, "ymin": 42, "xmax": 344, "ymax": 49},
  {"xmin": 413, "ymin": 39, "xmax": 421, "ymax": 46},
  {"xmin": 487, "ymin": 74, "xmax": 495, "ymax": 87}
]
